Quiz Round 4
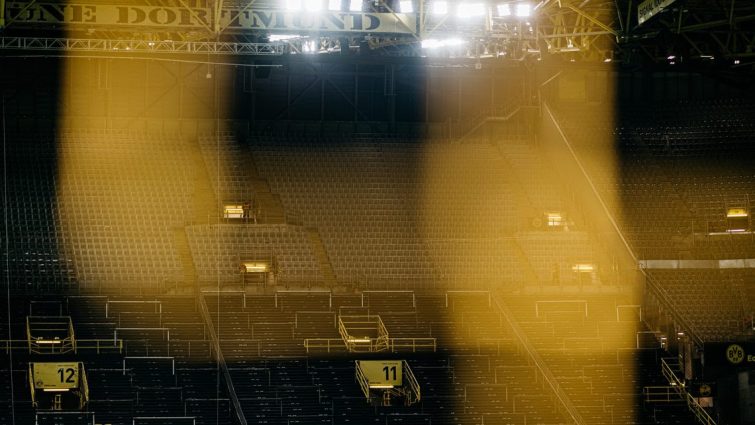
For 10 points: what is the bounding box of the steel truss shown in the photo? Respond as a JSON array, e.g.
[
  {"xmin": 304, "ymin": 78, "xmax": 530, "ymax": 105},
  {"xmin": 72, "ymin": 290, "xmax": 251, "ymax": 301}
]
[
  {"xmin": 0, "ymin": 36, "xmax": 286, "ymax": 55},
  {"xmin": 0, "ymin": 0, "xmax": 753, "ymax": 65}
]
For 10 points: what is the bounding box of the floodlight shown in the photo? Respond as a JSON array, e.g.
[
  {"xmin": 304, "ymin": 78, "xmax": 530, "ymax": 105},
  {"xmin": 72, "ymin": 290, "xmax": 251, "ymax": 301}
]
[
  {"xmin": 497, "ymin": 4, "xmax": 511, "ymax": 16},
  {"xmin": 432, "ymin": 1, "xmax": 448, "ymax": 15},
  {"xmin": 457, "ymin": 3, "xmax": 485, "ymax": 18},
  {"xmin": 349, "ymin": 0, "xmax": 362, "ymax": 11},
  {"xmin": 270, "ymin": 34, "xmax": 301, "ymax": 41},
  {"xmin": 421, "ymin": 39, "xmax": 442, "ymax": 49},
  {"xmin": 421, "ymin": 38, "xmax": 465, "ymax": 49},
  {"xmin": 515, "ymin": 3, "xmax": 530, "ymax": 17},
  {"xmin": 328, "ymin": 0, "xmax": 341, "ymax": 11},
  {"xmin": 304, "ymin": 0, "xmax": 323, "ymax": 11},
  {"xmin": 286, "ymin": 0, "xmax": 302, "ymax": 11},
  {"xmin": 399, "ymin": 0, "xmax": 414, "ymax": 13}
]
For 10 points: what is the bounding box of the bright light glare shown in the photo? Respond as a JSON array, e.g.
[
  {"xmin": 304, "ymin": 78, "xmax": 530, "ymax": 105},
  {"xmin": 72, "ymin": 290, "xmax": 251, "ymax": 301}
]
[
  {"xmin": 432, "ymin": 1, "xmax": 448, "ymax": 15},
  {"xmin": 304, "ymin": 0, "xmax": 323, "ymax": 11},
  {"xmin": 302, "ymin": 40, "xmax": 317, "ymax": 53},
  {"xmin": 497, "ymin": 4, "xmax": 511, "ymax": 16},
  {"xmin": 349, "ymin": 0, "xmax": 362, "ymax": 11},
  {"xmin": 421, "ymin": 38, "xmax": 466, "ymax": 49},
  {"xmin": 422, "ymin": 39, "xmax": 442, "ymax": 49},
  {"xmin": 399, "ymin": 1, "xmax": 414, "ymax": 13},
  {"xmin": 286, "ymin": 0, "xmax": 302, "ymax": 10},
  {"xmin": 328, "ymin": 0, "xmax": 340, "ymax": 11},
  {"xmin": 270, "ymin": 34, "xmax": 301, "ymax": 41},
  {"xmin": 516, "ymin": 3, "xmax": 531, "ymax": 17},
  {"xmin": 457, "ymin": 3, "xmax": 485, "ymax": 18}
]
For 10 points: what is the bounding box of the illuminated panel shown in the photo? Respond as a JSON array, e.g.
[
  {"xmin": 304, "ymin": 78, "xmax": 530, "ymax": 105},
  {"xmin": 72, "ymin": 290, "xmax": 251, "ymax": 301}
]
[
  {"xmin": 358, "ymin": 360, "xmax": 403, "ymax": 387},
  {"xmin": 241, "ymin": 261, "xmax": 269, "ymax": 273},
  {"xmin": 32, "ymin": 362, "xmax": 79, "ymax": 390},
  {"xmin": 224, "ymin": 204, "xmax": 245, "ymax": 219},
  {"xmin": 571, "ymin": 263, "xmax": 594, "ymax": 272},
  {"xmin": 727, "ymin": 207, "xmax": 749, "ymax": 232},
  {"xmin": 546, "ymin": 212, "xmax": 563, "ymax": 227},
  {"xmin": 727, "ymin": 208, "xmax": 748, "ymax": 218}
]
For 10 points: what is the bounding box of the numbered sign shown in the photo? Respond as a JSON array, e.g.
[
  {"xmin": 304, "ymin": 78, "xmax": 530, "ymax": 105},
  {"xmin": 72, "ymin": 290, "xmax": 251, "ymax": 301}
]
[
  {"xmin": 358, "ymin": 360, "xmax": 402, "ymax": 387},
  {"xmin": 32, "ymin": 362, "xmax": 79, "ymax": 390}
]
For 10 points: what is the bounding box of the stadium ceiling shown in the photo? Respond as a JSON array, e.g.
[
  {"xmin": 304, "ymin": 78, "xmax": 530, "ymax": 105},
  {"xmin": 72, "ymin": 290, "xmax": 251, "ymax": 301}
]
[{"xmin": 0, "ymin": 0, "xmax": 753, "ymax": 67}]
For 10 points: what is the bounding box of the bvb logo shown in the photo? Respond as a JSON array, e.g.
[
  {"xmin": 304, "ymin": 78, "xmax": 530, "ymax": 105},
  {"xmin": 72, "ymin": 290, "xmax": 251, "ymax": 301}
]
[
  {"xmin": 726, "ymin": 344, "xmax": 745, "ymax": 365},
  {"xmin": 699, "ymin": 384, "xmax": 712, "ymax": 397}
]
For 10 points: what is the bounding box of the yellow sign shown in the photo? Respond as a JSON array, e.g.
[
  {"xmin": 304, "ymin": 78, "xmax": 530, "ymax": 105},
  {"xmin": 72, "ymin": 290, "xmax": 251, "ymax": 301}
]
[
  {"xmin": 726, "ymin": 208, "xmax": 748, "ymax": 218},
  {"xmin": 358, "ymin": 360, "xmax": 402, "ymax": 387},
  {"xmin": 32, "ymin": 362, "xmax": 79, "ymax": 390},
  {"xmin": 699, "ymin": 384, "xmax": 712, "ymax": 396},
  {"xmin": 726, "ymin": 344, "xmax": 745, "ymax": 365}
]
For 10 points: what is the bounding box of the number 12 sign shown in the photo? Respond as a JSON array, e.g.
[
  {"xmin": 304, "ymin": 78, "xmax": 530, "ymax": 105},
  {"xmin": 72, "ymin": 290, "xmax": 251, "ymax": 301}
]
[
  {"xmin": 32, "ymin": 362, "xmax": 79, "ymax": 390},
  {"xmin": 358, "ymin": 360, "xmax": 403, "ymax": 387}
]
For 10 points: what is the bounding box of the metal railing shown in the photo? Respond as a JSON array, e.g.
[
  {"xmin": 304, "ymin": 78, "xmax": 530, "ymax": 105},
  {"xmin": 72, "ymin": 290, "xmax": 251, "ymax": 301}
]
[
  {"xmin": 198, "ymin": 295, "xmax": 247, "ymax": 425},
  {"xmin": 0, "ymin": 37, "xmax": 287, "ymax": 56},
  {"xmin": 389, "ymin": 338, "xmax": 436, "ymax": 353},
  {"xmin": 0, "ymin": 338, "xmax": 122, "ymax": 354},
  {"xmin": 354, "ymin": 361, "xmax": 371, "ymax": 400},
  {"xmin": 402, "ymin": 360, "xmax": 421, "ymax": 405},
  {"xmin": 490, "ymin": 293, "xmax": 586, "ymax": 425},
  {"xmin": 661, "ymin": 357, "xmax": 717, "ymax": 425},
  {"xmin": 304, "ymin": 338, "xmax": 345, "ymax": 353}
]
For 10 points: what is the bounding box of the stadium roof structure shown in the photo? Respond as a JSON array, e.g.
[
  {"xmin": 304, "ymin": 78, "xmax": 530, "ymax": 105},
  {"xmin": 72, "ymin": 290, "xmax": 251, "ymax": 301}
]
[{"xmin": 0, "ymin": 0, "xmax": 753, "ymax": 68}]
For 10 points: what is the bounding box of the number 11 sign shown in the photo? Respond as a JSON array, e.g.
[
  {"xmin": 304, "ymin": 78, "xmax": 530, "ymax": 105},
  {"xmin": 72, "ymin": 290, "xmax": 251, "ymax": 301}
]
[{"xmin": 357, "ymin": 360, "xmax": 403, "ymax": 387}]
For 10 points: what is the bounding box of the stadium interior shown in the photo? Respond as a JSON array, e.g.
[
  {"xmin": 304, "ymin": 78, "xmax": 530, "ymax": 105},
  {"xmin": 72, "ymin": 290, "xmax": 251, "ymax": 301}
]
[{"xmin": 0, "ymin": 1, "xmax": 754, "ymax": 424}]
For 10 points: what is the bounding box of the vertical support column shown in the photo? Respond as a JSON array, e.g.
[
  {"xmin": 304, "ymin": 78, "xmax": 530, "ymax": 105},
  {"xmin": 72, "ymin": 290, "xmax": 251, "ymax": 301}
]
[
  {"xmin": 354, "ymin": 63, "xmax": 359, "ymax": 122},
  {"xmin": 320, "ymin": 63, "xmax": 325, "ymax": 122},
  {"xmin": 286, "ymin": 72, "xmax": 292, "ymax": 120},
  {"xmin": 384, "ymin": 64, "xmax": 396, "ymax": 130},
  {"xmin": 0, "ymin": 0, "xmax": 5, "ymax": 28}
]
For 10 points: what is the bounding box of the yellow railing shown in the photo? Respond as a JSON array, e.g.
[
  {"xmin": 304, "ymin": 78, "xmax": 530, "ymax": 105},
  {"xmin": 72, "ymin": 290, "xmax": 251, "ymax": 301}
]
[
  {"xmin": 661, "ymin": 358, "xmax": 717, "ymax": 425},
  {"xmin": 0, "ymin": 339, "xmax": 122, "ymax": 354},
  {"xmin": 402, "ymin": 360, "xmax": 421, "ymax": 405},
  {"xmin": 28, "ymin": 363, "xmax": 36, "ymax": 407},
  {"xmin": 79, "ymin": 362, "xmax": 89, "ymax": 409},
  {"xmin": 389, "ymin": 338, "xmax": 436, "ymax": 353},
  {"xmin": 643, "ymin": 386, "xmax": 684, "ymax": 403},
  {"xmin": 354, "ymin": 361, "xmax": 371, "ymax": 401},
  {"xmin": 304, "ymin": 338, "xmax": 345, "ymax": 353}
]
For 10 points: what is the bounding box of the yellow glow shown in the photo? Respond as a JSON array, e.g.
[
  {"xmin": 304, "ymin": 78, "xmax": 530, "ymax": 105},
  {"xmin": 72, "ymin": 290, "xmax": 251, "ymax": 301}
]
[
  {"xmin": 572, "ymin": 263, "xmax": 594, "ymax": 272},
  {"xmin": 242, "ymin": 262, "xmax": 269, "ymax": 273},
  {"xmin": 224, "ymin": 205, "xmax": 244, "ymax": 218},
  {"xmin": 546, "ymin": 212, "xmax": 563, "ymax": 226},
  {"xmin": 726, "ymin": 208, "xmax": 748, "ymax": 218}
]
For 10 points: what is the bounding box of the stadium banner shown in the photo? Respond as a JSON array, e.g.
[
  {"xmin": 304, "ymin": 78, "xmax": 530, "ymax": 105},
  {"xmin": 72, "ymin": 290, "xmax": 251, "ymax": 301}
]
[
  {"xmin": 637, "ymin": 0, "xmax": 676, "ymax": 25},
  {"xmin": 703, "ymin": 342, "xmax": 755, "ymax": 378},
  {"xmin": 32, "ymin": 362, "xmax": 79, "ymax": 390},
  {"xmin": 4, "ymin": 3, "xmax": 417, "ymax": 34}
]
